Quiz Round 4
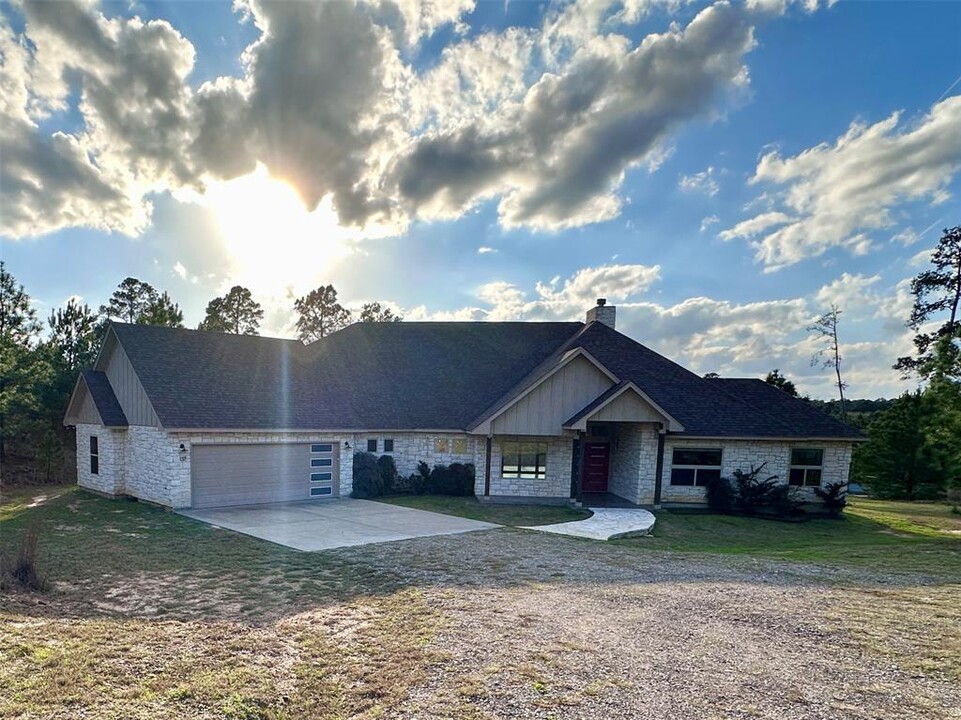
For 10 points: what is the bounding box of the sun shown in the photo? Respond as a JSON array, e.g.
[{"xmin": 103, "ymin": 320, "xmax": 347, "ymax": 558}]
[{"xmin": 195, "ymin": 164, "xmax": 353, "ymax": 295}]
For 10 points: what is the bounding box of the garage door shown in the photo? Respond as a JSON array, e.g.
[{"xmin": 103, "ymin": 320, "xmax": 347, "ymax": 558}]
[{"xmin": 190, "ymin": 442, "xmax": 339, "ymax": 509}]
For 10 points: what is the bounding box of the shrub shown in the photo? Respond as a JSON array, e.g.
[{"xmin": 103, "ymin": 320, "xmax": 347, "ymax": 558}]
[
  {"xmin": 427, "ymin": 462, "xmax": 475, "ymax": 496},
  {"xmin": 704, "ymin": 475, "xmax": 735, "ymax": 512},
  {"xmin": 408, "ymin": 461, "xmax": 431, "ymax": 495},
  {"xmin": 376, "ymin": 454, "xmax": 398, "ymax": 493},
  {"xmin": 351, "ymin": 452, "xmax": 384, "ymax": 499},
  {"xmin": 769, "ymin": 484, "xmax": 805, "ymax": 517},
  {"xmin": 0, "ymin": 521, "xmax": 47, "ymax": 593},
  {"xmin": 814, "ymin": 481, "xmax": 848, "ymax": 516},
  {"xmin": 731, "ymin": 463, "xmax": 781, "ymax": 515}
]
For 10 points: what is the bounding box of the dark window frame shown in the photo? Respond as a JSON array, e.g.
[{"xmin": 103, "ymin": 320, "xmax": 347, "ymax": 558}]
[
  {"xmin": 501, "ymin": 441, "xmax": 548, "ymax": 479},
  {"xmin": 383, "ymin": 438, "xmax": 394, "ymax": 452},
  {"xmin": 367, "ymin": 438, "xmax": 378, "ymax": 452},
  {"xmin": 310, "ymin": 443, "xmax": 333, "ymax": 453},
  {"xmin": 788, "ymin": 448, "xmax": 824, "ymax": 487},
  {"xmin": 90, "ymin": 436, "xmax": 99, "ymax": 475},
  {"xmin": 669, "ymin": 447, "xmax": 722, "ymax": 487}
]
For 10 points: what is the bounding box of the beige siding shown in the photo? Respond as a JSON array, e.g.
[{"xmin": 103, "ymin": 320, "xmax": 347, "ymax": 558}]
[
  {"xmin": 491, "ymin": 356, "xmax": 614, "ymax": 436},
  {"xmin": 76, "ymin": 387, "xmax": 103, "ymax": 424},
  {"xmin": 588, "ymin": 390, "xmax": 664, "ymax": 424},
  {"xmin": 103, "ymin": 340, "xmax": 161, "ymax": 427}
]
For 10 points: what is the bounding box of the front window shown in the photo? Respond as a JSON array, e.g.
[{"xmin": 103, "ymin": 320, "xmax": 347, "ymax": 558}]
[
  {"xmin": 670, "ymin": 448, "xmax": 721, "ymax": 486},
  {"xmin": 90, "ymin": 436, "xmax": 99, "ymax": 475},
  {"xmin": 502, "ymin": 442, "xmax": 548, "ymax": 479},
  {"xmin": 452, "ymin": 438, "xmax": 468, "ymax": 454},
  {"xmin": 434, "ymin": 438, "xmax": 450, "ymax": 453},
  {"xmin": 367, "ymin": 438, "xmax": 378, "ymax": 452},
  {"xmin": 789, "ymin": 449, "xmax": 823, "ymax": 486},
  {"xmin": 383, "ymin": 438, "xmax": 394, "ymax": 452}
]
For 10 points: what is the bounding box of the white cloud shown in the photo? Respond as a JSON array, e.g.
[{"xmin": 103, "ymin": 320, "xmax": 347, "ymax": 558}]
[
  {"xmin": 719, "ymin": 210, "xmax": 792, "ymax": 240},
  {"xmin": 813, "ymin": 272, "xmax": 881, "ymax": 316},
  {"xmin": 699, "ymin": 214, "xmax": 720, "ymax": 232},
  {"xmin": 679, "ymin": 166, "xmax": 720, "ymax": 197},
  {"xmin": 725, "ymin": 96, "xmax": 961, "ymax": 270},
  {"xmin": 173, "ymin": 261, "xmax": 187, "ymax": 279},
  {"xmin": 477, "ymin": 246, "xmax": 497, "ymax": 254},
  {"xmin": 908, "ymin": 247, "xmax": 935, "ymax": 267}
]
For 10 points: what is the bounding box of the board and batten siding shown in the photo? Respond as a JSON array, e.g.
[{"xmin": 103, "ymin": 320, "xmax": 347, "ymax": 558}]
[
  {"xmin": 491, "ymin": 356, "xmax": 614, "ymax": 436},
  {"xmin": 102, "ymin": 339, "xmax": 161, "ymax": 427},
  {"xmin": 586, "ymin": 390, "xmax": 663, "ymax": 424},
  {"xmin": 75, "ymin": 386, "xmax": 103, "ymax": 424}
]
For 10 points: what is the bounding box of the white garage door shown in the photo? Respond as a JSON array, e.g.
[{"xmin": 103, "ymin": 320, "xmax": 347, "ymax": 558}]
[{"xmin": 190, "ymin": 442, "xmax": 339, "ymax": 509}]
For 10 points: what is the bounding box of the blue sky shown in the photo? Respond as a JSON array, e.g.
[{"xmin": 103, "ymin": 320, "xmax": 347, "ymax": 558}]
[{"xmin": 2, "ymin": 0, "xmax": 960, "ymax": 399}]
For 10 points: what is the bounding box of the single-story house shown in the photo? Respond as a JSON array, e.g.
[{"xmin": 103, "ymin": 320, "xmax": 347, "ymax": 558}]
[{"xmin": 64, "ymin": 300, "xmax": 861, "ymax": 510}]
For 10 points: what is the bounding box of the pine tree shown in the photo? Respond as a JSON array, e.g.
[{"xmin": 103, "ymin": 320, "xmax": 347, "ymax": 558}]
[
  {"xmin": 764, "ymin": 369, "xmax": 798, "ymax": 397},
  {"xmin": 358, "ymin": 302, "xmax": 403, "ymax": 323},
  {"xmin": 198, "ymin": 286, "xmax": 264, "ymax": 334},
  {"xmin": 294, "ymin": 285, "xmax": 352, "ymax": 343}
]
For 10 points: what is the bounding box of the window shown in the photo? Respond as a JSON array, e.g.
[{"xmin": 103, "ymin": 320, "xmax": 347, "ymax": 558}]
[
  {"xmin": 89, "ymin": 436, "xmax": 99, "ymax": 475},
  {"xmin": 789, "ymin": 449, "xmax": 823, "ymax": 487},
  {"xmin": 434, "ymin": 438, "xmax": 450, "ymax": 453},
  {"xmin": 310, "ymin": 486, "xmax": 333, "ymax": 497},
  {"xmin": 670, "ymin": 448, "xmax": 721, "ymax": 486},
  {"xmin": 452, "ymin": 438, "xmax": 468, "ymax": 454},
  {"xmin": 310, "ymin": 458, "xmax": 332, "ymax": 467},
  {"xmin": 310, "ymin": 472, "xmax": 333, "ymax": 482},
  {"xmin": 502, "ymin": 442, "xmax": 548, "ymax": 479},
  {"xmin": 311, "ymin": 443, "xmax": 333, "ymax": 453},
  {"xmin": 367, "ymin": 438, "xmax": 378, "ymax": 452},
  {"xmin": 384, "ymin": 438, "xmax": 394, "ymax": 452}
]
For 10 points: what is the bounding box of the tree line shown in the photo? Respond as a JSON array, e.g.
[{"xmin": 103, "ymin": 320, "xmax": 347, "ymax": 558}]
[{"xmin": 0, "ymin": 269, "xmax": 401, "ymax": 481}]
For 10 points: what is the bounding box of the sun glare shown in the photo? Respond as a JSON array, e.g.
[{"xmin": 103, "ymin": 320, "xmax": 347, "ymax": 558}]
[{"xmin": 192, "ymin": 164, "xmax": 353, "ymax": 295}]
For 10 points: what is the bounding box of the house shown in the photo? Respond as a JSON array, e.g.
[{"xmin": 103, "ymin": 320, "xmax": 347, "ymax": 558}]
[{"xmin": 63, "ymin": 300, "xmax": 861, "ymax": 510}]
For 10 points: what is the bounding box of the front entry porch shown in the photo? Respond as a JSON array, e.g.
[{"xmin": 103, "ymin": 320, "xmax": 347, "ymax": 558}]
[{"xmin": 572, "ymin": 421, "xmax": 661, "ymax": 507}]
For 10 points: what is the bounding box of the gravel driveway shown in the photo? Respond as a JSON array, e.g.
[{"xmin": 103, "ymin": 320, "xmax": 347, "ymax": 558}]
[{"xmin": 333, "ymin": 527, "xmax": 961, "ymax": 720}]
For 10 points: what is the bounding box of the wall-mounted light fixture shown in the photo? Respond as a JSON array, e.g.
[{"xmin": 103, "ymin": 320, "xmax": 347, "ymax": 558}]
[
  {"xmin": 178, "ymin": 443, "xmax": 188, "ymax": 462},
  {"xmin": 344, "ymin": 441, "xmax": 352, "ymax": 450}
]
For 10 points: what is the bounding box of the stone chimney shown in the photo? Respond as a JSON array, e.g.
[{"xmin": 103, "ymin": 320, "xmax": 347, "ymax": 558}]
[{"xmin": 586, "ymin": 298, "xmax": 616, "ymax": 329}]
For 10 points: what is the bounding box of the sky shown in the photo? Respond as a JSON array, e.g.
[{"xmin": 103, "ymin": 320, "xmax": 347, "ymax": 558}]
[{"xmin": 1, "ymin": 0, "xmax": 960, "ymax": 400}]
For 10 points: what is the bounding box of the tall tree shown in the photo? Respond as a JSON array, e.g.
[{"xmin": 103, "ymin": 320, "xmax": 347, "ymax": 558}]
[
  {"xmin": 0, "ymin": 264, "xmax": 50, "ymax": 462},
  {"xmin": 99, "ymin": 277, "xmax": 159, "ymax": 323},
  {"xmin": 139, "ymin": 292, "xmax": 184, "ymax": 328},
  {"xmin": 764, "ymin": 369, "xmax": 798, "ymax": 397},
  {"xmin": 294, "ymin": 285, "xmax": 351, "ymax": 343},
  {"xmin": 808, "ymin": 304, "xmax": 847, "ymax": 420},
  {"xmin": 198, "ymin": 286, "xmax": 264, "ymax": 335},
  {"xmin": 895, "ymin": 225, "xmax": 961, "ymax": 380},
  {"xmin": 47, "ymin": 299, "xmax": 100, "ymax": 371},
  {"xmin": 358, "ymin": 301, "xmax": 403, "ymax": 323},
  {"xmin": 858, "ymin": 392, "xmax": 943, "ymax": 500}
]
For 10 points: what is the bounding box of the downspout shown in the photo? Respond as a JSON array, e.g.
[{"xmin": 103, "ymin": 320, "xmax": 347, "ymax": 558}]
[
  {"xmin": 484, "ymin": 436, "xmax": 492, "ymax": 497},
  {"xmin": 653, "ymin": 425, "xmax": 666, "ymax": 508}
]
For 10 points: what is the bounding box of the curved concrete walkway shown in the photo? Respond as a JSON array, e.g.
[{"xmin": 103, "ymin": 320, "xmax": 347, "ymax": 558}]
[{"xmin": 523, "ymin": 507, "xmax": 656, "ymax": 541}]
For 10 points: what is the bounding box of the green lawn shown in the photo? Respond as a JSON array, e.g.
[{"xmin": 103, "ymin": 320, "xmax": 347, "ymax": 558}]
[
  {"xmin": 376, "ymin": 494, "xmax": 592, "ymax": 526},
  {"xmin": 623, "ymin": 497, "xmax": 961, "ymax": 575}
]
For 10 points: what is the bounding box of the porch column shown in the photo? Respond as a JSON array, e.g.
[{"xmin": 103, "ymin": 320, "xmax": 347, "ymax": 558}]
[
  {"xmin": 572, "ymin": 432, "xmax": 586, "ymax": 504},
  {"xmin": 653, "ymin": 425, "xmax": 666, "ymax": 508},
  {"xmin": 484, "ymin": 436, "xmax": 492, "ymax": 497}
]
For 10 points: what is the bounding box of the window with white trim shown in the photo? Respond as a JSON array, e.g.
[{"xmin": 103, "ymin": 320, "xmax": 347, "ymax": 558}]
[
  {"xmin": 670, "ymin": 448, "xmax": 721, "ymax": 486},
  {"xmin": 501, "ymin": 442, "xmax": 548, "ymax": 479},
  {"xmin": 89, "ymin": 436, "xmax": 99, "ymax": 475},
  {"xmin": 789, "ymin": 449, "xmax": 823, "ymax": 487}
]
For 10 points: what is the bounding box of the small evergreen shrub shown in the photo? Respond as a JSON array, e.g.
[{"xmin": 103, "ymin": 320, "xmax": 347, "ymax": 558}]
[
  {"xmin": 376, "ymin": 454, "xmax": 398, "ymax": 493},
  {"xmin": 704, "ymin": 475, "xmax": 735, "ymax": 512},
  {"xmin": 427, "ymin": 462, "xmax": 476, "ymax": 496},
  {"xmin": 814, "ymin": 481, "xmax": 848, "ymax": 516},
  {"xmin": 351, "ymin": 452, "xmax": 384, "ymax": 498},
  {"xmin": 409, "ymin": 461, "xmax": 431, "ymax": 495},
  {"xmin": 731, "ymin": 463, "xmax": 781, "ymax": 515}
]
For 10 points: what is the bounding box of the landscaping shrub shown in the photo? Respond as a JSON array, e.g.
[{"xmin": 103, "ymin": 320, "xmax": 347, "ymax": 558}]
[
  {"xmin": 704, "ymin": 475, "xmax": 735, "ymax": 512},
  {"xmin": 351, "ymin": 452, "xmax": 384, "ymax": 498},
  {"xmin": 408, "ymin": 461, "xmax": 432, "ymax": 495},
  {"xmin": 376, "ymin": 454, "xmax": 398, "ymax": 493},
  {"xmin": 427, "ymin": 462, "xmax": 475, "ymax": 496},
  {"xmin": 0, "ymin": 520, "xmax": 47, "ymax": 593},
  {"xmin": 814, "ymin": 481, "xmax": 848, "ymax": 516},
  {"xmin": 731, "ymin": 463, "xmax": 781, "ymax": 514},
  {"xmin": 769, "ymin": 484, "xmax": 805, "ymax": 518}
]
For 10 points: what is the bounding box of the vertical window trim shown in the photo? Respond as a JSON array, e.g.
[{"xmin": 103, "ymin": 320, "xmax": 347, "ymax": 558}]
[{"xmin": 89, "ymin": 435, "xmax": 99, "ymax": 475}]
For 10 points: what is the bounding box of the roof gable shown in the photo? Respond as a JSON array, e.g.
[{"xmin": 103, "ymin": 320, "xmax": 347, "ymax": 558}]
[
  {"xmin": 63, "ymin": 371, "xmax": 128, "ymax": 427},
  {"xmin": 564, "ymin": 381, "xmax": 683, "ymax": 431}
]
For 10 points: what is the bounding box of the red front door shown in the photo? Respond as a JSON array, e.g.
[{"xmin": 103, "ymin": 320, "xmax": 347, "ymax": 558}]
[{"xmin": 581, "ymin": 442, "xmax": 610, "ymax": 493}]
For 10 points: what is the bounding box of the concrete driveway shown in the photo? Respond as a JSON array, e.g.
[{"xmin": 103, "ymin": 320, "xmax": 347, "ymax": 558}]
[{"xmin": 178, "ymin": 498, "xmax": 499, "ymax": 551}]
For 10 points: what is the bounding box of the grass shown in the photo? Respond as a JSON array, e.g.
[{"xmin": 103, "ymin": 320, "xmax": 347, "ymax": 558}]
[
  {"xmin": 624, "ymin": 497, "xmax": 961, "ymax": 576},
  {"xmin": 376, "ymin": 494, "xmax": 592, "ymax": 526}
]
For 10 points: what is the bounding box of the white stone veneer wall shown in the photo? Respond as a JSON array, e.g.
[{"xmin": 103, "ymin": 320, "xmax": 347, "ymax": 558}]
[
  {"xmin": 608, "ymin": 423, "xmax": 659, "ymax": 505},
  {"xmin": 352, "ymin": 433, "xmax": 478, "ymax": 477},
  {"xmin": 485, "ymin": 435, "xmax": 574, "ymax": 499},
  {"xmin": 76, "ymin": 423, "xmax": 124, "ymax": 496},
  {"xmin": 660, "ymin": 438, "xmax": 854, "ymax": 505}
]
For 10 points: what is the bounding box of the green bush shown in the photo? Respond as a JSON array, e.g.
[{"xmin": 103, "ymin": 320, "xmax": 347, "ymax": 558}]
[
  {"xmin": 351, "ymin": 452, "xmax": 383, "ymax": 498},
  {"xmin": 376, "ymin": 454, "xmax": 398, "ymax": 493},
  {"xmin": 426, "ymin": 462, "xmax": 475, "ymax": 496},
  {"xmin": 731, "ymin": 463, "xmax": 781, "ymax": 514},
  {"xmin": 704, "ymin": 475, "xmax": 735, "ymax": 512},
  {"xmin": 814, "ymin": 481, "xmax": 848, "ymax": 516}
]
